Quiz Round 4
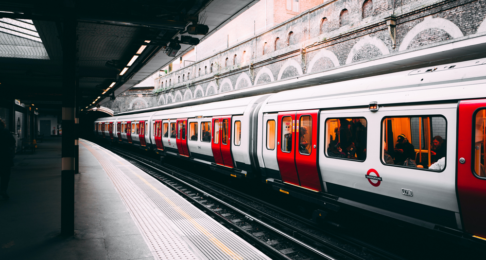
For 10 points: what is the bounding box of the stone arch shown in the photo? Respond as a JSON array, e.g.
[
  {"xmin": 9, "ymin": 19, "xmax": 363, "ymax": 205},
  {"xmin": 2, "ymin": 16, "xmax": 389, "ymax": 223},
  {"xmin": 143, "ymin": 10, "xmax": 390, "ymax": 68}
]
[
  {"xmin": 235, "ymin": 73, "xmax": 252, "ymax": 89},
  {"xmin": 254, "ymin": 67, "xmax": 275, "ymax": 85},
  {"xmin": 183, "ymin": 89, "xmax": 193, "ymax": 100},
  {"xmin": 307, "ymin": 50, "xmax": 340, "ymax": 73},
  {"xmin": 219, "ymin": 78, "xmax": 233, "ymax": 93},
  {"xmin": 128, "ymin": 97, "xmax": 148, "ymax": 109},
  {"xmin": 477, "ymin": 16, "xmax": 486, "ymax": 34},
  {"xmin": 174, "ymin": 91, "xmax": 183, "ymax": 102},
  {"xmin": 157, "ymin": 95, "xmax": 166, "ymax": 105},
  {"xmin": 166, "ymin": 93, "xmax": 174, "ymax": 104},
  {"xmin": 277, "ymin": 59, "xmax": 303, "ymax": 80},
  {"xmin": 399, "ymin": 17, "xmax": 464, "ymax": 52},
  {"xmin": 111, "ymin": 99, "xmax": 121, "ymax": 112},
  {"xmin": 346, "ymin": 35, "xmax": 390, "ymax": 65},
  {"xmin": 194, "ymin": 85, "xmax": 204, "ymax": 98},
  {"xmin": 205, "ymin": 82, "xmax": 218, "ymax": 96}
]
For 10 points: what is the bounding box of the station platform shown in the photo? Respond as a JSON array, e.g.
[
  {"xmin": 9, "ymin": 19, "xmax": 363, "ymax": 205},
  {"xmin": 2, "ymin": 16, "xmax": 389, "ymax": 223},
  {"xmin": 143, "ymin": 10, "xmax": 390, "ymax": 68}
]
[{"xmin": 0, "ymin": 137, "xmax": 270, "ymax": 260}]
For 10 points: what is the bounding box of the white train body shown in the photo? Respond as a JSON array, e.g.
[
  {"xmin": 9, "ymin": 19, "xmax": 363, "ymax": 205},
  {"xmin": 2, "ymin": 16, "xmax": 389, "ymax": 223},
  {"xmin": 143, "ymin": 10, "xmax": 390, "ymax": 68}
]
[{"xmin": 95, "ymin": 58, "xmax": 486, "ymax": 241}]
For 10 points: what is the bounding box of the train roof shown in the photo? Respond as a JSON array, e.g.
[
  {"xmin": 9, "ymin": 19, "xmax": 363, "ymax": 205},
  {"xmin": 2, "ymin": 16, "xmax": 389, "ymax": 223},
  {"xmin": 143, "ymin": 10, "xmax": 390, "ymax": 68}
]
[{"xmin": 261, "ymin": 58, "xmax": 486, "ymax": 113}]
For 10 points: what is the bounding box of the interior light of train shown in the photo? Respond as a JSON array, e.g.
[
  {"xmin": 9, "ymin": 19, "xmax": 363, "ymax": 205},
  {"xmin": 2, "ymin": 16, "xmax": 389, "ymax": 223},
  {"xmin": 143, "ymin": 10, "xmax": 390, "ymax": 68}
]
[
  {"xmin": 144, "ymin": 40, "xmax": 151, "ymax": 43},
  {"xmin": 119, "ymin": 67, "xmax": 129, "ymax": 76},
  {"xmin": 369, "ymin": 101, "xmax": 379, "ymax": 112},
  {"xmin": 127, "ymin": 55, "xmax": 139, "ymax": 66},
  {"xmin": 136, "ymin": 45, "xmax": 147, "ymax": 54}
]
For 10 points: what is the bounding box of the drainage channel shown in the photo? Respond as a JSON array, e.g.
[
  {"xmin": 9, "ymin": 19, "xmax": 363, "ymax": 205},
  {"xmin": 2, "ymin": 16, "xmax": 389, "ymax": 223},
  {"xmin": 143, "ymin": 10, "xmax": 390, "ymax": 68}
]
[{"xmin": 100, "ymin": 142, "xmax": 398, "ymax": 260}]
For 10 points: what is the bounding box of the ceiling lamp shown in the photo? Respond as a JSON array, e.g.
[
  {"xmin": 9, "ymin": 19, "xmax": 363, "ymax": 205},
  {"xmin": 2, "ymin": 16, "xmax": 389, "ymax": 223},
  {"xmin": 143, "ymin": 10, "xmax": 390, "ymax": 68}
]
[
  {"xmin": 127, "ymin": 55, "xmax": 139, "ymax": 66},
  {"xmin": 119, "ymin": 67, "xmax": 129, "ymax": 76},
  {"xmin": 136, "ymin": 45, "xmax": 147, "ymax": 54},
  {"xmin": 109, "ymin": 82, "xmax": 116, "ymax": 88}
]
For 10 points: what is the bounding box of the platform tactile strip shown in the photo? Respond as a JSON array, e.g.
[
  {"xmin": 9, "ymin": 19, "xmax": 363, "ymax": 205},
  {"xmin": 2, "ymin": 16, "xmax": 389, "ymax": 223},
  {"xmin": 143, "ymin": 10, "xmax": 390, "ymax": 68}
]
[{"xmin": 81, "ymin": 140, "xmax": 270, "ymax": 260}]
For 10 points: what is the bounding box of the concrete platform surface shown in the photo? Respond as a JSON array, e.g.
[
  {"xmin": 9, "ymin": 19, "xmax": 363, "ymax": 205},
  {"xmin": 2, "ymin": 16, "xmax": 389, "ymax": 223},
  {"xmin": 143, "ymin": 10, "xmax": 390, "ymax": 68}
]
[{"xmin": 0, "ymin": 137, "xmax": 270, "ymax": 260}]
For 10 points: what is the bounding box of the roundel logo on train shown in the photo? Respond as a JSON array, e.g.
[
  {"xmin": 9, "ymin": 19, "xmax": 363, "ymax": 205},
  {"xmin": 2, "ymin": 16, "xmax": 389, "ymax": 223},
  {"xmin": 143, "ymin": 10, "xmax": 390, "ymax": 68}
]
[{"xmin": 365, "ymin": 169, "xmax": 382, "ymax": 187}]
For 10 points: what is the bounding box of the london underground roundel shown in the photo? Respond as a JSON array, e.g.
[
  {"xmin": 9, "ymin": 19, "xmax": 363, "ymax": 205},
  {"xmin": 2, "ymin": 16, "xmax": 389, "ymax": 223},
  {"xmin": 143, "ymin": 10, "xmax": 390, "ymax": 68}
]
[{"xmin": 365, "ymin": 168, "xmax": 382, "ymax": 187}]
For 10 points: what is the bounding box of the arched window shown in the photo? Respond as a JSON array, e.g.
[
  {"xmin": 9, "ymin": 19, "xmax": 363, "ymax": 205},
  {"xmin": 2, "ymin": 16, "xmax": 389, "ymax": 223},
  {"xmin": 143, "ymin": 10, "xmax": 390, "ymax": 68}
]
[
  {"xmin": 320, "ymin": 18, "xmax": 328, "ymax": 34},
  {"xmin": 187, "ymin": 72, "xmax": 190, "ymax": 80},
  {"xmin": 263, "ymin": 42, "xmax": 267, "ymax": 55},
  {"xmin": 198, "ymin": 68, "xmax": 201, "ymax": 77},
  {"xmin": 225, "ymin": 57, "xmax": 228, "ymax": 67},
  {"xmin": 287, "ymin": 31, "xmax": 294, "ymax": 46},
  {"xmin": 233, "ymin": 54, "xmax": 237, "ymax": 65},
  {"xmin": 362, "ymin": 0, "xmax": 373, "ymax": 19},
  {"xmin": 183, "ymin": 74, "xmax": 185, "ymax": 81},
  {"xmin": 242, "ymin": 51, "xmax": 246, "ymax": 64},
  {"xmin": 169, "ymin": 79, "xmax": 171, "ymax": 85},
  {"xmin": 340, "ymin": 9, "xmax": 349, "ymax": 27},
  {"xmin": 178, "ymin": 76, "xmax": 180, "ymax": 83},
  {"xmin": 274, "ymin": 37, "xmax": 280, "ymax": 51},
  {"xmin": 205, "ymin": 66, "xmax": 207, "ymax": 74},
  {"xmin": 210, "ymin": 63, "xmax": 213, "ymax": 73},
  {"xmin": 165, "ymin": 80, "xmax": 167, "ymax": 87},
  {"xmin": 161, "ymin": 81, "xmax": 163, "ymax": 89}
]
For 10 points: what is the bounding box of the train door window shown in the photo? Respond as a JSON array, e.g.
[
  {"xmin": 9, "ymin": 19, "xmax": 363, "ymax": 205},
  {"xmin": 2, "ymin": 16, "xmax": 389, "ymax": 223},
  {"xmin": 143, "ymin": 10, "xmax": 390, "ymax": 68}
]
[
  {"xmin": 214, "ymin": 119, "xmax": 220, "ymax": 144},
  {"xmin": 299, "ymin": 116, "xmax": 312, "ymax": 155},
  {"xmin": 153, "ymin": 123, "xmax": 157, "ymax": 137},
  {"xmin": 145, "ymin": 123, "xmax": 148, "ymax": 135},
  {"xmin": 234, "ymin": 121, "xmax": 241, "ymax": 146},
  {"xmin": 201, "ymin": 122, "xmax": 211, "ymax": 142},
  {"xmin": 474, "ymin": 109, "xmax": 486, "ymax": 177},
  {"xmin": 325, "ymin": 118, "xmax": 367, "ymax": 161},
  {"xmin": 222, "ymin": 119, "xmax": 229, "ymax": 145},
  {"xmin": 170, "ymin": 123, "xmax": 176, "ymax": 138},
  {"xmin": 281, "ymin": 117, "xmax": 292, "ymax": 152},
  {"xmin": 189, "ymin": 122, "xmax": 198, "ymax": 141},
  {"xmin": 182, "ymin": 121, "xmax": 186, "ymax": 140},
  {"xmin": 267, "ymin": 120, "xmax": 275, "ymax": 150},
  {"xmin": 163, "ymin": 123, "xmax": 168, "ymax": 137},
  {"xmin": 177, "ymin": 121, "xmax": 182, "ymax": 139},
  {"xmin": 381, "ymin": 116, "xmax": 447, "ymax": 171}
]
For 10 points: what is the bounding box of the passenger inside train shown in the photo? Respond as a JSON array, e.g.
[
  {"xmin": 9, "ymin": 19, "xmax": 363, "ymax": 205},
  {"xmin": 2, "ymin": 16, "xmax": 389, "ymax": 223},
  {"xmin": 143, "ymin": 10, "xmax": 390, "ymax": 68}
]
[
  {"xmin": 475, "ymin": 109, "xmax": 486, "ymax": 177},
  {"xmin": 201, "ymin": 122, "xmax": 211, "ymax": 142},
  {"xmin": 382, "ymin": 116, "xmax": 447, "ymax": 170},
  {"xmin": 325, "ymin": 118, "xmax": 367, "ymax": 160},
  {"xmin": 170, "ymin": 123, "xmax": 176, "ymax": 138},
  {"xmin": 299, "ymin": 116, "xmax": 311, "ymax": 155}
]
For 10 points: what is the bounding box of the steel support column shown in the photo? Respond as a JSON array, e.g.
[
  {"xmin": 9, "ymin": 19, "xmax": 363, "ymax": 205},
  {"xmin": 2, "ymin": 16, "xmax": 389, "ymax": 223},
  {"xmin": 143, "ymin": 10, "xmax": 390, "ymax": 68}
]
[
  {"xmin": 61, "ymin": 17, "xmax": 77, "ymax": 236},
  {"xmin": 74, "ymin": 78, "xmax": 79, "ymax": 174}
]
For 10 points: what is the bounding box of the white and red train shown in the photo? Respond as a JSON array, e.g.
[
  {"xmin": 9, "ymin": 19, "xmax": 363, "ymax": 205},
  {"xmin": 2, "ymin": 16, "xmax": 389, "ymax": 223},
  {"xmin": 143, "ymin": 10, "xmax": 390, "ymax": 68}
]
[{"xmin": 95, "ymin": 58, "xmax": 486, "ymax": 242}]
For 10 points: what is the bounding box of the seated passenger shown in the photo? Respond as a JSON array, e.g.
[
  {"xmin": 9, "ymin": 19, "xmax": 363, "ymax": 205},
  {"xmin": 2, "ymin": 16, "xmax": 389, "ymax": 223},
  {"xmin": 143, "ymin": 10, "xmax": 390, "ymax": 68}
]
[
  {"xmin": 394, "ymin": 134, "xmax": 416, "ymax": 166},
  {"xmin": 164, "ymin": 131, "xmax": 168, "ymax": 138},
  {"xmin": 429, "ymin": 157, "xmax": 445, "ymax": 171},
  {"xmin": 299, "ymin": 126, "xmax": 310, "ymax": 154},
  {"xmin": 431, "ymin": 136, "xmax": 446, "ymax": 163},
  {"xmin": 191, "ymin": 134, "xmax": 197, "ymax": 141},
  {"xmin": 202, "ymin": 131, "xmax": 211, "ymax": 142},
  {"xmin": 328, "ymin": 142, "xmax": 347, "ymax": 158}
]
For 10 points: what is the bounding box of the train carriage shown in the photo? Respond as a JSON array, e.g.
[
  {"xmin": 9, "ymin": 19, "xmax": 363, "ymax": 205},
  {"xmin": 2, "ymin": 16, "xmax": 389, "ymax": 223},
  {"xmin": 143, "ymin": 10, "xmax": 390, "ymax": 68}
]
[{"xmin": 94, "ymin": 57, "xmax": 486, "ymax": 241}]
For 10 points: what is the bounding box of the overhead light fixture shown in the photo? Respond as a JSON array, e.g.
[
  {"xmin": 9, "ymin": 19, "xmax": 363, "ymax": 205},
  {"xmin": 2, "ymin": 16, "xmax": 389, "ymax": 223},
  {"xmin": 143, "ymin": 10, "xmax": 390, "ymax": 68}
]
[
  {"xmin": 127, "ymin": 55, "xmax": 139, "ymax": 66},
  {"xmin": 144, "ymin": 40, "xmax": 151, "ymax": 43},
  {"xmin": 109, "ymin": 82, "xmax": 116, "ymax": 88},
  {"xmin": 136, "ymin": 45, "xmax": 147, "ymax": 54},
  {"xmin": 119, "ymin": 67, "xmax": 129, "ymax": 76},
  {"xmin": 97, "ymin": 96, "xmax": 100, "ymax": 99}
]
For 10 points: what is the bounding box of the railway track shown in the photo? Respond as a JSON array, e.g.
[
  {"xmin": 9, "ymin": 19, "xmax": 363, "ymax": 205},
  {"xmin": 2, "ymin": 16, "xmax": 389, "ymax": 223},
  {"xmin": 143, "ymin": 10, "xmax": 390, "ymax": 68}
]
[{"xmin": 96, "ymin": 141, "xmax": 402, "ymax": 260}]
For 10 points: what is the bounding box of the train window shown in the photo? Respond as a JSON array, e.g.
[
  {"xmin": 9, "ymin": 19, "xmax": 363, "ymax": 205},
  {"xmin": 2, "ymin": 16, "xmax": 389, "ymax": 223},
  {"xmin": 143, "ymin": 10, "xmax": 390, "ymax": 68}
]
[
  {"xmin": 381, "ymin": 116, "xmax": 447, "ymax": 171},
  {"xmin": 157, "ymin": 122, "xmax": 162, "ymax": 137},
  {"xmin": 222, "ymin": 119, "xmax": 229, "ymax": 145},
  {"xmin": 189, "ymin": 122, "xmax": 198, "ymax": 141},
  {"xmin": 325, "ymin": 118, "xmax": 367, "ymax": 161},
  {"xmin": 170, "ymin": 123, "xmax": 176, "ymax": 138},
  {"xmin": 140, "ymin": 123, "xmax": 144, "ymax": 135},
  {"xmin": 474, "ymin": 109, "xmax": 486, "ymax": 177},
  {"xmin": 163, "ymin": 123, "xmax": 168, "ymax": 137},
  {"xmin": 299, "ymin": 116, "xmax": 312, "ymax": 155},
  {"xmin": 214, "ymin": 119, "xmax": 220, "ymax": 144},
  {"xmin": 234, "ymin": 121, "xmax": 241, "ymax": 146},
  {"xmin": 281, "ymin": 117, "xmax": 292, "ymax": 153},
  {"xmin": 177, "ymin": 122, "xmax": 182, "ymax": 139},
  {"xmin": 267, "ymin": 120, "xmax": 275, "ymax": 150},
  {"xmin": 153, "ymin": 123, "xmax": 157, "ymax": 137},
  {"xmin": 181, "ymin": 121, "xmax": 187, "ymax": 140},
  {"xmin": 201, "ymin": 122, "xmax": 211, "ymax": 142}
]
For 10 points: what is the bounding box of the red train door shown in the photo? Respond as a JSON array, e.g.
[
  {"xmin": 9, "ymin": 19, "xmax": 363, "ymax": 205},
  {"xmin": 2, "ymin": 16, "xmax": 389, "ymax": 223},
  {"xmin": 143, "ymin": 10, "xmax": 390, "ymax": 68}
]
[
  {"xmin": 277, "ymin": 112, "xmax": 299, "ymax": 185},
  {"xmin": 109, "ymin": 122, "xmax": 114, "ymax": 139},
  {"xmin": 277, "ymin": 111, "xmax": 321, "ymax": 191},
  {"xmin": 457, "ymin": 99, "xmax": 486, "ymax": 238},
  {"xmin": 139, "ymin": 120, "xmax": 146, "ymax": 146},
  {"xmin": 154, "ymin": 120, "xmax": 163, "ymax": 150},
  {"xmin": 295, "ymin": 110, "xmax": 321, "ymax": 191},
  {"xmin": 212, "ymin": 118, "xmax": 225, "ymax": 165},
  {"xmin": 117, "ymin": 122, "xmax": 122, "ymax": 141},
  {"xmin": 176, "ymin": 119, "xmax": 189, "ymax": 157},
  {"xmin": 127, "ymin": 121, "xmax": 132, "ymax": 144}
]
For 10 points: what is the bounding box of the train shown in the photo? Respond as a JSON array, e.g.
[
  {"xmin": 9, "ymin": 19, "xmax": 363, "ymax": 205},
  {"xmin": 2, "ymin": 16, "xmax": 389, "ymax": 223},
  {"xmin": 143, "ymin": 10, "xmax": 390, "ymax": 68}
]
[{"xmin": 94, "ymin": 57, "xmax": 486, "ymax": 242}]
